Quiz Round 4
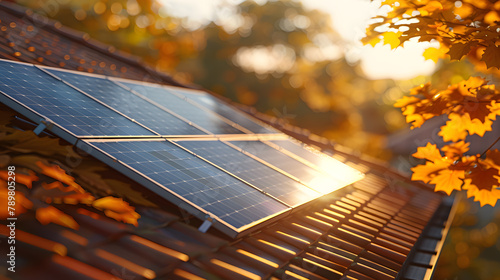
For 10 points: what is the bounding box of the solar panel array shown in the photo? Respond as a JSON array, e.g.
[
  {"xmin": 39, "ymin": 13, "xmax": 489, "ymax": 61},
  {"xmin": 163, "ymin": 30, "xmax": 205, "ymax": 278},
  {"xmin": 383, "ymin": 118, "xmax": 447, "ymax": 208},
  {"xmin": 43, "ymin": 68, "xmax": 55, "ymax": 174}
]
[{"xmin": 0, "ymin": 59, "xmax": 364, "ymax": 237}]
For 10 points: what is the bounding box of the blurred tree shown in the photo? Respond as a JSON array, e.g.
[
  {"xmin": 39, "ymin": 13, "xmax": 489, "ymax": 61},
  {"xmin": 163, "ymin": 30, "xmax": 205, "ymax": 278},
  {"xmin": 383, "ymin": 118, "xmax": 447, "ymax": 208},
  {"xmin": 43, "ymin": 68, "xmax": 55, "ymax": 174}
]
[
  {"xmin": 15, "ymin": 0, "xmax": 402, "ymax": 157},
  {"xmin": 364, "ymin": 0, "xmax": 500, "ymax": 206}
]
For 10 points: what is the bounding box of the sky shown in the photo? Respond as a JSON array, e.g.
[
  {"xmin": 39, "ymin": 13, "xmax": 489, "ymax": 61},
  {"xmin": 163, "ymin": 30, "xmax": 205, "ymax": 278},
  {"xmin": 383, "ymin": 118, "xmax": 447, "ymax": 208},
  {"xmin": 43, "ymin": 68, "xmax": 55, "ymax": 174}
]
[{"xmin": 158, "ymin": 0, "xmax": 437, "ymax": 80}]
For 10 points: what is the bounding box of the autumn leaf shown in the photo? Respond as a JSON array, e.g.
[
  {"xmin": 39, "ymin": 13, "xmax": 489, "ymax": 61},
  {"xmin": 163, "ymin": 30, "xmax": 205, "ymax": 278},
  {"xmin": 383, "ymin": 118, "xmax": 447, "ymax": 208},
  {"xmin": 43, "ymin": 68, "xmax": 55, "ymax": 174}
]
[
  {"xmin": 483, "ymin": 149, "xmax": 500, "ymax": 171},
  {"xmin": 462, "ymin": 163, "xmax": 500, "ymax": 206},
  {"xmin": 448, "ymin": 42, "xmax": 472, "ymax": 61},
  {"xmin": 412, "ymin": 143, "xmax": 442, "ymax": 161},
  {"xmin": 36, "ymin": 161, "xmax": 85, "ymax": 193},
  {"xmin": 93, "ymin": 197, "xmax": 135, "ymax": 212},
  {"xmin": 0, "ymin": 180, "xmax": 33, "ymax": 218},
  {"xmin": 411, "ymin": 160, "xmax": 450, "ymax": 183},
  {"xmin": 422, "ymin": 47, "xmax": 443, "ymax": 63},
  {"xmin": 382, "ymin": 32, "xmax": 401, "ymax": 49},
  {"xmin": 104, "ymin": 210, "xmax": 140, "ymax": 226},
  {"xmin": 441, "ymin": 141, "xmax": 470, "ymax": 160},
  {"xmin": 482, "ymin": 45, "xmax": 500, "ymax": 69},
  {"xmin": 42, "ymin": 181, "xmax": 75, "ymax": 192},
  {"xmin": 36, "ymin": 206, "xmax": 79, "ymax": 230},
  {"xmin": 0, "ymin": 169, "xmax": 38, "ymax": 189},
  {"xmin": 430, "ymin": 169, "xmax": 464, "ymax": 195},
  {"xmin": 439, "ymin": 114, "xmax": 468, "ymax": 142},
  {"xmin": 484, "ymin": 10, "xmax": 500, "ymax": 25},
  {"xmin": 49, "ymin": 193, "xmax": 95, "ymax": 205},
  {"xmin": 92, "ymin": 197, "xmax": 140, "ymax": 226}
]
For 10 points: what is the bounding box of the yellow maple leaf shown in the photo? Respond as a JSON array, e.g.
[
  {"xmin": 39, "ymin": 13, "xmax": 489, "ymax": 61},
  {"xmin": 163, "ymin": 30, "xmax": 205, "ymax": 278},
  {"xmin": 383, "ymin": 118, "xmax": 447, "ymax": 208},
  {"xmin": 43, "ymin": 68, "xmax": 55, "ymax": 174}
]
[
  {"xmin": 439, "ymin": 114, "xmax": 468, "ymax": 142},
  {"xmin": 441, "ymin": 141, "xmax": 470, "ymax": 160},
  {"xmin": 382, "ymin": 32, "xmax": 402, "ymax": 49},
  {"xmin": 394, "ymin": 96, "xmax": 420, "ymax": 108},
  {"xmin": 430, "ymin": 169, "xmax": 464, "ymax": 195},
  {"xmin": 422, "ymin": 47, "xmax": 442, "ymax": 63},
  {"xmin": 462, "ymin": 179, "xmax": 500, "ymax": 207},
  {"xmin": 412, "ymin": 143, "xmax": 442, "ymax": 161},
  {"xmin": 411, "ymin": 160, "xmax": 449, "ymax": 183}
]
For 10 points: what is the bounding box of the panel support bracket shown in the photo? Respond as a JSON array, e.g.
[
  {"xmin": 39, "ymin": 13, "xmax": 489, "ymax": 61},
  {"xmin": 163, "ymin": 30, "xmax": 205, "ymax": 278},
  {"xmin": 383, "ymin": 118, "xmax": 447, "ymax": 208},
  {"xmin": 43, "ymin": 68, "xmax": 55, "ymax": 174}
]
[
  {"xmin": 34, "ymin": 119, "xmax": 53, "ymax": 135},
  {"xmin": 198, "ymin": 214, "xmax": 215, "ymax": 233}
]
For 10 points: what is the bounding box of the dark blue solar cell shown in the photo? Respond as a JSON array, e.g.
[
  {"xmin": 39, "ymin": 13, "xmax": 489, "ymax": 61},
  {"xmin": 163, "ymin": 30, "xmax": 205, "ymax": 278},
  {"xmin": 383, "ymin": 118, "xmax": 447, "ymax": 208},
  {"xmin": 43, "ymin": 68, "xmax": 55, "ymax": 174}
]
[
  {"xmin": 229, "ymin": 140, "xmax": 359, "ymax": 194},
  {"xmin": 172, "ymin": 89, "xmax": 279, "ymax": 134},
  {"xmin": 46, "ymin": 69, "xmax": 206, "ymax": 136},
  {"xmin": 0, "ymin": 61, "xmax": 153, "ymax": 137},
  {"xmin": 176, "ymin": 140, "xmax": 321, "ymax": 207},
  {"xmin": 116, "ymin": 81, "xmax": 244, "ymax": 135},
  {"xmin": 89, "ymin": 140, "xmax": 288, "ymax": 229}
]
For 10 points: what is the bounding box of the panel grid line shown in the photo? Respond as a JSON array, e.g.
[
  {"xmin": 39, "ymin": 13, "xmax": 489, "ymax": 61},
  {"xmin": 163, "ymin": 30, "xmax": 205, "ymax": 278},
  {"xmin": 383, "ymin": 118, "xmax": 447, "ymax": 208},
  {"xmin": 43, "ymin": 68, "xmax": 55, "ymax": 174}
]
[
  {"xmin": 37, "ymin": 66, "xmax": 162, "ymax": 137},
  {"xmin": 116, "ymin": 80, "xmax": 246, "ymax": 135},
  {"xmin": 170, "ymin": 140, "xmax": 323, "ymax": 208},
  {"xmin": 0, "ymin": 60, "xmax": 154, "ymax": 137},
  {"xmin": 109, "ymin": 77, "xmax": 216, "ymax": 136},
  {"xmin": 168, "ymin": 140, "xmax": 293, "ymax": 207}
]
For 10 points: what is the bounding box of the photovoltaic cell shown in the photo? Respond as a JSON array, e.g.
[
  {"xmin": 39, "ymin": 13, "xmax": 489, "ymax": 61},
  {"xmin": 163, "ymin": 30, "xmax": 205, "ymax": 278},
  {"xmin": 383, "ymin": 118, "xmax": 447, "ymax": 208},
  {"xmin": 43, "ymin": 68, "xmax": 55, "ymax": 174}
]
[
  {"xmin": 0, "ymin": 60, "xmax": 153, "ymax": 137},
  {"xmin": 269, "ymin": 139, "xmax": 364, "ymax": 186},
  {"xmin": 229, "ymin": 140, "xmax": 355, "ymax": 194},
  {"xmin": 117, "ymin": 81, "xmax": 244, "ymax": 135},
  {"xmin": 172, "ymin": 90, "xmax": 278, "ymax": 134},
  {"xmin": 45, "ymin": 69, "xmax": 206, "ymax": 136},
  {"xmin": 89, "ymin": 140, "xmax": 288, "ymax": 229},
  {"xmin": 176, "ymin": 140, "xmax": 321, "ymax": 207}
]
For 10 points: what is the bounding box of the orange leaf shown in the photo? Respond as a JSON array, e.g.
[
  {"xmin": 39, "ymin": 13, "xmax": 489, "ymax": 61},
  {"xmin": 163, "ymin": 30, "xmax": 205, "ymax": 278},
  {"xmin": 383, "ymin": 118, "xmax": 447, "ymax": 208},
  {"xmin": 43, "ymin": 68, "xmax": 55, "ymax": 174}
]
[
  {"xmin": 412, "ymin": 143, "xmax": 442, "ymax": 162},
  {"xmin": 36, "ymin": 206, "xmax": 79, "ymax": 230},
  {"xmin": 103, "ymin": 210, "xmax": 140, "ymax": 226},
  {"xmin": 463, "ymin": 179, "xmax": 500, "ymax": 207},
  {"xmin": 0, "ymin": 170, "xmax": 38, "ymax": 189},
  {"xmin": 441, "ymin": 141, "xmax": 470, "ymax": 160},
  {"xmin": 42, "ymin": 181, "xmax": 74, "ymax": 192},
  {"xmin": 394, "ymin": 96, "xmax": 420, "ymax": 108},
  {"xmin": 0, "ymin": 181, "xmax": 33, "ymax": 218},
  {"xmin": 92, "ymin": 197, "xmax": 135, "ymax": 213},
  {"xmin": 484, "ymin": 11, "xmax": 500, "ymax": 25},
  {"xmin": 439, "ymin": 114, "xmax": 468, "ymax": 142},
  {"xmin": 411, "ymin": 160, "xmax": 449, "ymax": 183},
  {"xmin": 36, "ymin": 161, "xmax": 85, "ymax": 193},
  {"xmin": 430, "ymin": 169, "xmax": 464, "ymax": 195},
  {"xmin": 50, "ymin": 193, "xmax": 95, "ymax": 205}
]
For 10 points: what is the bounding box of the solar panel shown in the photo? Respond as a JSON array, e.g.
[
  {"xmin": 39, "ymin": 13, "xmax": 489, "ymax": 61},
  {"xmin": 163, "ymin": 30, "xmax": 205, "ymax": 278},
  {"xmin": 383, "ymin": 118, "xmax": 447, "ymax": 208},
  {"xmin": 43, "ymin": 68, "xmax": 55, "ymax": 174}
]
[
  {"xmin": 268, "ymin": 139, "xmax": 363, "ymax": 180},
  {"xmin": 0, "ymin": 60, "xmax": 154, "ymax": 140},
  {"xmin": 116, "ymin": 81, "xmax": 245, "ymax": 135},
  {"xmin": 176, "ymin": 140, "xmax": 321, "ymax": 207},
  {"xmin": 169, "ymin": 89, "xmax": 279, "ymax": 134},
  {"xmin": 229, "ymin": 140, "xmax": 364, "ymax": 194},
  {"xmin": 1, "ymin": 60, "xmax": 365, "ymax": 238},
  {"xmin": 45, "ymin": 68, "xmax": 206, "ymax": 136},
  {"xmin": 80, "ymin": 139, "xmax": 289, "ymax": 236}
]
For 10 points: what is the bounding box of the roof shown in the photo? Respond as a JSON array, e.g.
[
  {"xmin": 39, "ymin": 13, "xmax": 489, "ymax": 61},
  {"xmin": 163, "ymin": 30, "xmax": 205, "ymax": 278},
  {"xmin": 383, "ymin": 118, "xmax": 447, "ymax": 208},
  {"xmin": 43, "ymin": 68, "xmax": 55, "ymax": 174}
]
[{"xmin": 0, "ymin": 2, "xmax": 457, "ymax": 279}]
